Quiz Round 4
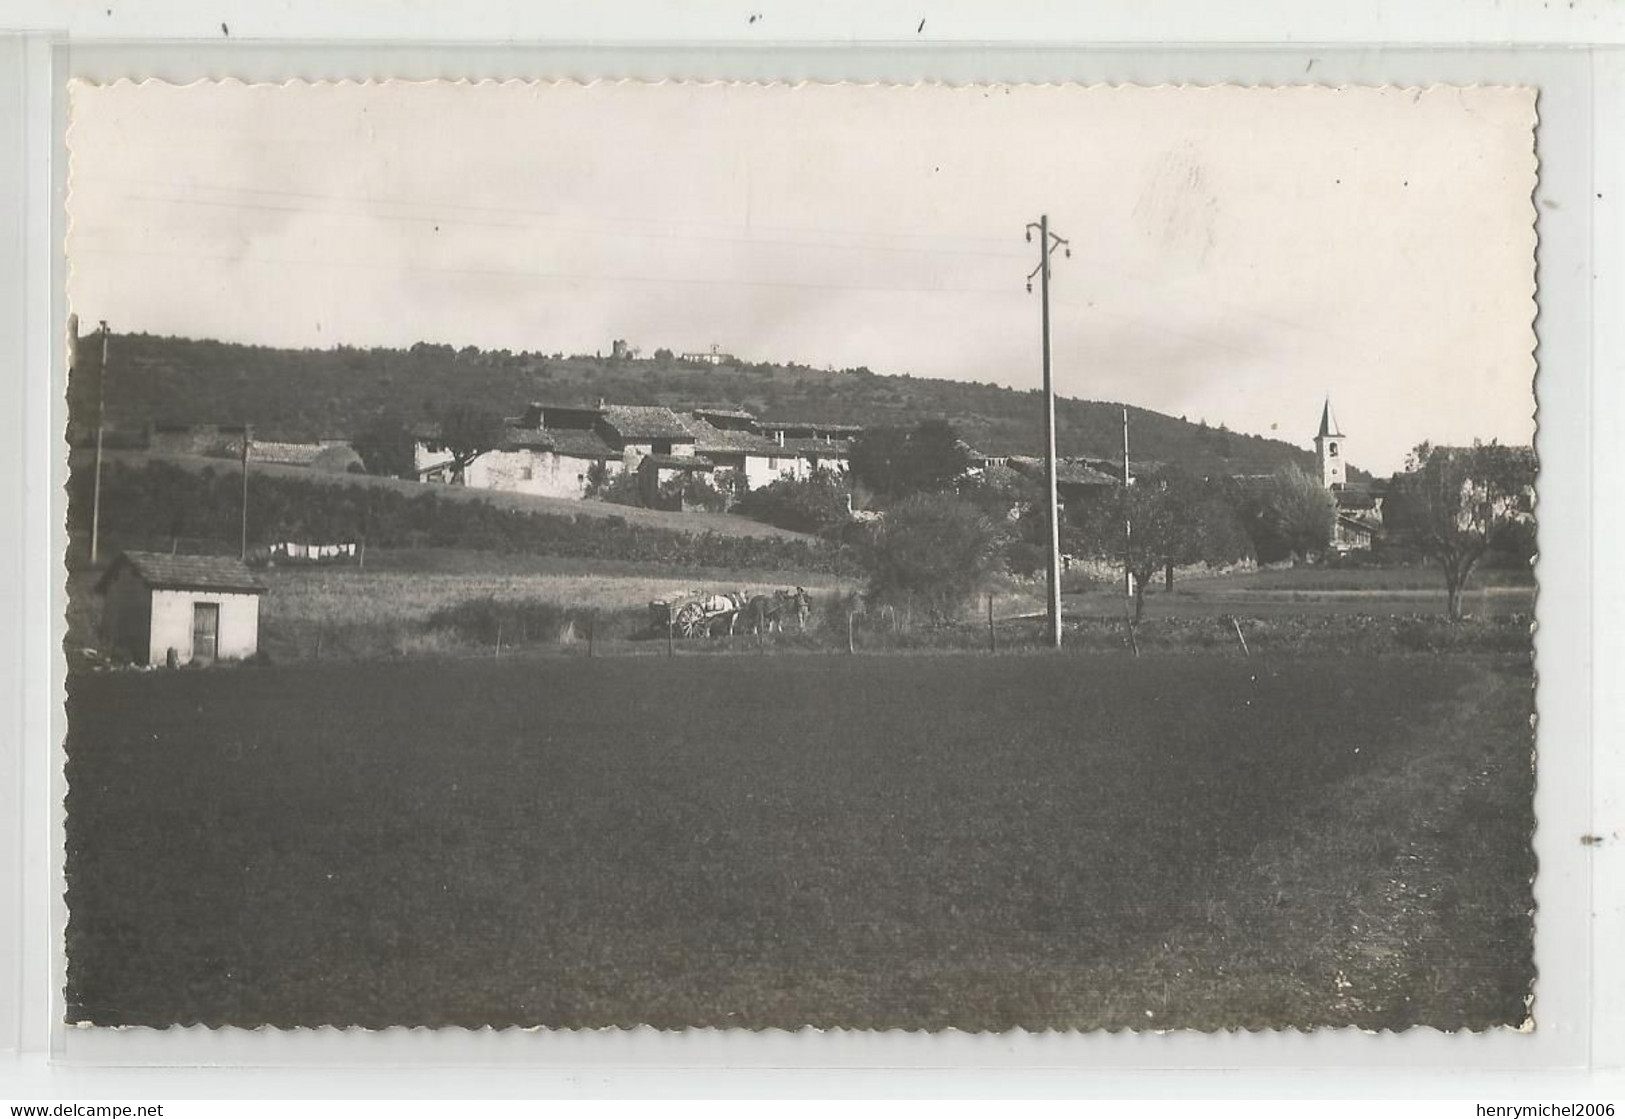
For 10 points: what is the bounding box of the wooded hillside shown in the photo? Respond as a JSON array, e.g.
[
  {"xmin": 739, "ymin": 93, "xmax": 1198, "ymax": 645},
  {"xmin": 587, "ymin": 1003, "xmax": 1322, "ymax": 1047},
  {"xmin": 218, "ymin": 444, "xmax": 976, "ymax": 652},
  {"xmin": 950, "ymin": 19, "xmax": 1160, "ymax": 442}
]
[{"xmin": 68, "ymin": 332, "xmax": 1336, "ymax": 478}]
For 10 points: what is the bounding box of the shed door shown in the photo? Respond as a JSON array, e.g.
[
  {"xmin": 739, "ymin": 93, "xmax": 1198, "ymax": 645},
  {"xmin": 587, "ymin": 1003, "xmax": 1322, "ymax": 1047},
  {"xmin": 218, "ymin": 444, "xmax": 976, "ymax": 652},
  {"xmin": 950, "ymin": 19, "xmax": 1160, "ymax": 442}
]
[{"xmin": 192, "ymin": 602, "xmax": 219, "ymax": 665}]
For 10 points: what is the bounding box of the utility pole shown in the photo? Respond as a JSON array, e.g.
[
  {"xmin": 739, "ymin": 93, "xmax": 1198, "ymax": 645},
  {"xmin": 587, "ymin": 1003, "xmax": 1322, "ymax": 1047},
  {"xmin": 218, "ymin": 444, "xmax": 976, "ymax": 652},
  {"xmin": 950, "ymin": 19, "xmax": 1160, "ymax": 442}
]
[
  {"xmin": 1123, "ymin": 405, "xmax": 1133, "ymax": 598},
  {"xmin": 89, "ymin": 321, "xmax": 109, "ymax": 566},
  {"xmin": 240, "ymin": 423, "xmax": 252, "ymax": 561},
  {"xmin": 1026, "ymin": 216, "xmax": 1070, "ymax": 649}
]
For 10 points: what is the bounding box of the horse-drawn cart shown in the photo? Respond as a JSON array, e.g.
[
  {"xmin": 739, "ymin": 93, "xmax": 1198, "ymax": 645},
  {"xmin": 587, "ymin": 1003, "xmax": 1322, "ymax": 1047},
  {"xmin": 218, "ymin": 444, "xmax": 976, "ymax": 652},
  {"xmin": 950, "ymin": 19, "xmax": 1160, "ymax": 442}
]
[
  {"xmin": 649, "ymin": 591, "xmax": 746, "ymax": 638},
  {"xmin": 649, "ymin": 587, "xmax": 812, "ymax": 639}
]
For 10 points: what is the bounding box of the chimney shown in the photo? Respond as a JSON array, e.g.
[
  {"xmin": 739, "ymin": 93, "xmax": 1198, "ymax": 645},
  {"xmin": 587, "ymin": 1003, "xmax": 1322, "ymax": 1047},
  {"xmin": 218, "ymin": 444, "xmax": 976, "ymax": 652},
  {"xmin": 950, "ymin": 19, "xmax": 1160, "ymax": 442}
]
[{"xmin": 775, "ymin": 430, "xmax": 785, "ymax": 447}]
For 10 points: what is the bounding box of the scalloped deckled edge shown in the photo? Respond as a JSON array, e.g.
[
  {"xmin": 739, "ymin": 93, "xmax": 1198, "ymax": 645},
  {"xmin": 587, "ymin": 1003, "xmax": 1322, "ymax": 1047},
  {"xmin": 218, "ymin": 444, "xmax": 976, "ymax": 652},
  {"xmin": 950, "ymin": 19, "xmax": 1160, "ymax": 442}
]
[{"xmin": 58, "ymin": 77, "xmax": 1544, "ymax": 1041}]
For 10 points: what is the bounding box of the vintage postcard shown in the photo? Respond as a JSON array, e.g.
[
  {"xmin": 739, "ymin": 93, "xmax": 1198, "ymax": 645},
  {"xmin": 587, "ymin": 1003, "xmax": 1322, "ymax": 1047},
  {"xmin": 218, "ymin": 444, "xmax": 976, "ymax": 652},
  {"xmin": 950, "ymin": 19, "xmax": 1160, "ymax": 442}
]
[{"xmin": 61, "ymin": 80, "xmax": 1538, "ymax": 1032}]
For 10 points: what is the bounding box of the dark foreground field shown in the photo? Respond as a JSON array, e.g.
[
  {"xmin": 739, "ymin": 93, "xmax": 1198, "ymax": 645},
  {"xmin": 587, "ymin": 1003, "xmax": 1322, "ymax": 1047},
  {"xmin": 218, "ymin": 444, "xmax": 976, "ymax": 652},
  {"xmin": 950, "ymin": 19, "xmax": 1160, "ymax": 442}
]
[{"xmin": 65, "ymin": 653, "xmax": 1534, "ymax": 1031}]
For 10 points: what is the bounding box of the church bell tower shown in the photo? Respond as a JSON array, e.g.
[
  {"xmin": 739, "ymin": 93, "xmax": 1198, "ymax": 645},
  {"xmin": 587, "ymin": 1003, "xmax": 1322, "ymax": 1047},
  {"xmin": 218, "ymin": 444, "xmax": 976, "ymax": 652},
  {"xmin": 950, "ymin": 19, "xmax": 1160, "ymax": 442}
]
[{"xmin": 1314, "ymin": 398, "xmax": 1346, "ymax": 490}]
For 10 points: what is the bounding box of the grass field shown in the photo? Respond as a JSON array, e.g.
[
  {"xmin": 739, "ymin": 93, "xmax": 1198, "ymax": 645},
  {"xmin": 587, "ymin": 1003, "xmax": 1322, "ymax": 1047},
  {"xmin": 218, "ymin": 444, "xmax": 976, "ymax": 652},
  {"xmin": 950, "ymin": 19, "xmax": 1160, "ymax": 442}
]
[
  {"xmin": 64, "ymin": 653, "xmax": 1534, "ymax": 1031},
  {"xmin": 1063, "ymin": 564, "xmax": 1535, "ymax": 621}
]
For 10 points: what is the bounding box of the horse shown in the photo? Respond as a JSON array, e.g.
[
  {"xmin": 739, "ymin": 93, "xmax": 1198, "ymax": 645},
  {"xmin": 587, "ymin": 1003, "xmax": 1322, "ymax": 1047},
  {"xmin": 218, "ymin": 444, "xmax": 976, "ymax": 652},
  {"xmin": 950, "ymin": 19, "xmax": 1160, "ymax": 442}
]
[{"xmin": 747, "ymin": 587, "xmax": 812, "ymax": 633}]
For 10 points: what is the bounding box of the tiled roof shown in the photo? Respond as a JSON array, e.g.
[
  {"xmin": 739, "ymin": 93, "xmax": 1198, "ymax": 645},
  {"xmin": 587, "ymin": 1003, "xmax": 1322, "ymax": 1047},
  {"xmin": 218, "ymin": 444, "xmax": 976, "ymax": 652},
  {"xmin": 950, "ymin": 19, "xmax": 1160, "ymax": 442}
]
[
  {"xmin": 250, "ymin": 441, "xmax": 328, "ymax": 466},
  {"xmin": 498, "ymin": 427, "xmax": 554, "ymax": 450},
  {"xmin": 690, "ymin": 406, "xmax": 758, "ymax": 422},
  {"xmin": 1009, "ymin": 457, "xmax": 1121, "ymax": 487},
  {"xmin": 759, "ymin": 419, "xmax": 865, "ymax": 435},
  {"xmin": 781, "ymin": 436, "xmax": 853, "ymax": 458},
  {"xmin": 545, "ymin": 429, "xmax": 618, "ymax": 458},
  {"xmin": 639, "ymin": 453, "xmax": 714, "ymax": 470},
  {"xmin": 599, "ymin": 405, "xmax": 696, "ymax": 441},
  {"xmin": 98, "ymin": 551, "xmax": 267, "ymax": 595},
  {"xmin": 683, "ymin": 417, "xmax": 782, "ymax": 455}
]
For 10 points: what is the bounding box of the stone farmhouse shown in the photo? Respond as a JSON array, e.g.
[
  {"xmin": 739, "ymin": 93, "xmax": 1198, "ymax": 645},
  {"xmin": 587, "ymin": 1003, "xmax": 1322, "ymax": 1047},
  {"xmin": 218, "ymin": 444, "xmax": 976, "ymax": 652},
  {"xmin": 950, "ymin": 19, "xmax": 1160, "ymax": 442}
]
[{"xmin": 412, "ymin": 401, "xmax": 857, "ymax": 507}]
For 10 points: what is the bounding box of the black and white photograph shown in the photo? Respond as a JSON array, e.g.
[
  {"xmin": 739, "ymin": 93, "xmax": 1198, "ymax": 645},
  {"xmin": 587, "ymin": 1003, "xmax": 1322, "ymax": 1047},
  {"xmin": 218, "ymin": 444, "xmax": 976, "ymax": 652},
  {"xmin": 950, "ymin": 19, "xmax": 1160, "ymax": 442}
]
[{"xmin": 60, "ymin": 79, "xmax": 1539, "ymax": 1032}]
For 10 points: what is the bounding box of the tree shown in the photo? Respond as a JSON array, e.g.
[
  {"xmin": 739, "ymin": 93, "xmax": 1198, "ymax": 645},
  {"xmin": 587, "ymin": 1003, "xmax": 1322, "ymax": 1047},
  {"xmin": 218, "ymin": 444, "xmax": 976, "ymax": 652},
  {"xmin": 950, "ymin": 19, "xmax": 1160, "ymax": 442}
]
[
  {"xmin": 433, "ymin": 404, "xmax": 504, "ymax": 485},
  {"xmin": 859, "ymin": 493, "xmax": 1005, "ymax": 622},
  {"xmin": 906, "ymin": 419, "xmax": 971, "ymax": 493},
  {"xmin": 352, "ymin": 413, "xmax": 417, "ymax": 479},
  {"xmin": 848, "ymin": 426, "xmax": 911, "ymax": 497},
  {"xmin": 1387, "ymin": 441, "xmax": 1536, "ymax": 620},
  {"xmin": 848, "ymin": 420, "xmax": 970, "ymax": 499},
  {"xmin": 1069, "ymin": 469, "xmax": 1254, "ymax": 622},
  {"xmin": 1242, "ymin": 464, "xmax": 1335, "ymax": 565}
]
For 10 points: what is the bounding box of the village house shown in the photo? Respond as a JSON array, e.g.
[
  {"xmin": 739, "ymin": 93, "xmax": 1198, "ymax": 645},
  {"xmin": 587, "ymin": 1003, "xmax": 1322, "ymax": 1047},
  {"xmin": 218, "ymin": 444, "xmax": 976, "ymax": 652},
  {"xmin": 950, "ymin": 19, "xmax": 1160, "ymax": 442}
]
[
  {"xmin": 757, "ymin": 419, "xmax": 860, "ymax": 477},
  {"xmin": 412, "ymin": 400, "xmax": 857, "ymax": 504},
  {"xmin": 95, "ymin": 551, "xmax": 266, "ymax": 666},
  {"xmin": 412, "ymin": 404, "xmax": 625, "ymax": 498}
]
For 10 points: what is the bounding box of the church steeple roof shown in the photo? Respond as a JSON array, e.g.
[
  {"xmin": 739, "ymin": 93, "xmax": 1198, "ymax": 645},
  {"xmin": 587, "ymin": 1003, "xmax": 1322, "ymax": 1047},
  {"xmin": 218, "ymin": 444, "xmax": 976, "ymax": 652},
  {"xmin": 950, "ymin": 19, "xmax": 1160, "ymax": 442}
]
[{"xmin": 1316, "ymin": 397, "xmax": 1344, "ymax": 440}]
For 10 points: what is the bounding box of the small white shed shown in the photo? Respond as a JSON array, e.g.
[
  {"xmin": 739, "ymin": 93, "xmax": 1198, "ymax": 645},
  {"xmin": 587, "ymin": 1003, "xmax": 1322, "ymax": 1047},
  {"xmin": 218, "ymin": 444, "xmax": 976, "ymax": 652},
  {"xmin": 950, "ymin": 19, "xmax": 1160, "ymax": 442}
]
[{"xmin": 95, "ymin": 551, "xmax": 267, "ymax": 666}]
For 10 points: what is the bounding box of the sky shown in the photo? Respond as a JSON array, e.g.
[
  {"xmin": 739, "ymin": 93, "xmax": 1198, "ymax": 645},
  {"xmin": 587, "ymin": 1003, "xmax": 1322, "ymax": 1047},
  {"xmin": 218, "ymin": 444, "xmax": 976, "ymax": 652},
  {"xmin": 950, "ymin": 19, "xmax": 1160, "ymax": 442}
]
[{"xmin": 66, "ymin": 81, "xmax": 1538, "ymax": 475}]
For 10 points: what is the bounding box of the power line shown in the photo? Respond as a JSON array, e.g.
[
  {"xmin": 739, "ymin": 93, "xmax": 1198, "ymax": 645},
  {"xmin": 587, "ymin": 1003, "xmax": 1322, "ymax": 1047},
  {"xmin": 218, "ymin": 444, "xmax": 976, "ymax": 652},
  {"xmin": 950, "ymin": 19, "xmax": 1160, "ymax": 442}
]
[
  {"xmin": 72, "ymin": 244, "xmax": 1020, "ymax": 297},
  {"xmin": 77, "ymin": 173, "xmax": 1021, "ymax": 251},
  {"xmin": 122, "ymin": 193, "xmax": 1029, "ymax": 261}
]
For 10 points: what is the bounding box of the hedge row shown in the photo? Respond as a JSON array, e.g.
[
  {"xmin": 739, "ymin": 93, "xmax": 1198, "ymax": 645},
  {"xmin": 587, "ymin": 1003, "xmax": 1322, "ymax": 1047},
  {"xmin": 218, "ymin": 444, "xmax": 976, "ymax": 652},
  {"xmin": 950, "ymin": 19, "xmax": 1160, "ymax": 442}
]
[{"xmin": 69, "ymin": 460, "xmax": 840, "ymax": 574}]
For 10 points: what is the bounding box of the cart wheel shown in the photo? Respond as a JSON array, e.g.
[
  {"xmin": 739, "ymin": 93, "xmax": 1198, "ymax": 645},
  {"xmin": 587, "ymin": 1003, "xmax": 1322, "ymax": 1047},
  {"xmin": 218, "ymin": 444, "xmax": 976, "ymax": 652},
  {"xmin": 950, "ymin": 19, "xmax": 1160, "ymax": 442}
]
[{"xmin": 676, "ymin": 603, "xmax": 707, "ymax": 638}]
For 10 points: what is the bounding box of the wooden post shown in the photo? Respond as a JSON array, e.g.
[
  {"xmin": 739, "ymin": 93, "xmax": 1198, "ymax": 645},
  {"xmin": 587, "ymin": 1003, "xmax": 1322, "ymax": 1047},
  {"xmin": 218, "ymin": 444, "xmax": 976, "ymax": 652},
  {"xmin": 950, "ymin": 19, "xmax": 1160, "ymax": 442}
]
[
  {"xmin": 667, "ymin": 613, "xmax": 674, "ymax": 657},
  {"xmin": 588, "ymin": 611, "xmax": 596, "ymax": 658},
  {"xmin": 495, "ymin": 621, "xmax": 502, "ymax": 659},
  {"xmin": 1231, "ymin": 616, "xmax": 1251, "ymax": 658},
  {"xmin": 848, "ymin": 611, "xmax": 856, "ymax": 655},
  {"xmin": 358, "ymin": 539, "xmax": 366, "ymax": 570},
  {"xmin": 1126, "ymin": 619, "xmax": 1140, "ymax": 658},
  {"xmin": 89, "ymin": 322, "xmax": 109, "ymax": 566},
  {"xmin": 240, "ymin": 423, "xmax": 252, "ymax": 561},
  {"xmin": 314, "ymin": 631, "xmax": 323, "ymax": 661},
  {"xmin": 988, "ymin": 594, "xmax": 996, "ymax": 653}
]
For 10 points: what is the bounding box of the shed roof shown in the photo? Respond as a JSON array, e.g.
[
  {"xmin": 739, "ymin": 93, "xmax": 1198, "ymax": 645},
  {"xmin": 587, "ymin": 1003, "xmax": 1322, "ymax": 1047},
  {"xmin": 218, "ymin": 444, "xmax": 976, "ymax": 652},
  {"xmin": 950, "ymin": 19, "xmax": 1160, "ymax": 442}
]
[{"xmin": 97, "ymin": 551, "xmax": 267, "ymax": 595}]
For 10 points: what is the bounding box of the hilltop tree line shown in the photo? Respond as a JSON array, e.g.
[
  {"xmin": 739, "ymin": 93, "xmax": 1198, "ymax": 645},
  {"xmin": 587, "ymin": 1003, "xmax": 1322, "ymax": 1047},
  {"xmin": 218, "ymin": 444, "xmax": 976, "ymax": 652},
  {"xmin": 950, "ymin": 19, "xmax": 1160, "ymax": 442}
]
[{"xmin": 69, "ymin": 331, "xmax": 1328, "ymax": 479}]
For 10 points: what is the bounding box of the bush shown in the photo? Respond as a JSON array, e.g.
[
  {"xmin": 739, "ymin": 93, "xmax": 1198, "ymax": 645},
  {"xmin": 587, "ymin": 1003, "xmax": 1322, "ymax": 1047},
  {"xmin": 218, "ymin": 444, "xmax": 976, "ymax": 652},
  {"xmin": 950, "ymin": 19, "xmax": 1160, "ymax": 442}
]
[
  {"xmin": 1003, "ymin": 540, "xmax": 1046, "ymax": 578},
  {"xmin": 860, "ymin": 493, "xmax": 1005, "ymax": 621},
  {"xmin": 425, "ymin": 596, "xmax": 643, "ymax": 646},
  {"xmin": 736, "ymin": 470, "xmax": 852, "ymax": 535}
]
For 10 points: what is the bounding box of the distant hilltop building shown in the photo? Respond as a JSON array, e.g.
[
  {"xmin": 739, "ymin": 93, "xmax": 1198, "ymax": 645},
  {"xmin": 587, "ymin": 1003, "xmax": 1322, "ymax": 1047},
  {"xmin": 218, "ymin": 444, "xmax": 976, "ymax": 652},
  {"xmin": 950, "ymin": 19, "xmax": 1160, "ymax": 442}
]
[{"xmin": 679, "ymin": 344, "xmax": 735, "ymax": 366}]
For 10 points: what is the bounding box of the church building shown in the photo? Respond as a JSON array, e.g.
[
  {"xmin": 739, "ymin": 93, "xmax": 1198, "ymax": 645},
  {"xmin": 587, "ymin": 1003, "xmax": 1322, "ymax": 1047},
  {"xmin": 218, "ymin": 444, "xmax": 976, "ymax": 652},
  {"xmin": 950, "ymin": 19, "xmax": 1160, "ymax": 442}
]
[{"xmin": 1314, "ymin": 398, "xmax": 1385, "ymax": 551}]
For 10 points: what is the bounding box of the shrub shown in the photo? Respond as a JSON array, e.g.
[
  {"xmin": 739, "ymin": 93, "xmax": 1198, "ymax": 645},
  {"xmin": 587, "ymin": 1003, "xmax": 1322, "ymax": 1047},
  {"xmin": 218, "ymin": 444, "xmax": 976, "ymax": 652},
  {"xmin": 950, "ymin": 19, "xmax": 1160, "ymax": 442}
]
[
  {"xmin": 736, "ymin": 470, "xmax": 852, "ymax": 535},
  {"xmin": 859, "ymin": 493, "xmax": 1005, "ymax": 621}
]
